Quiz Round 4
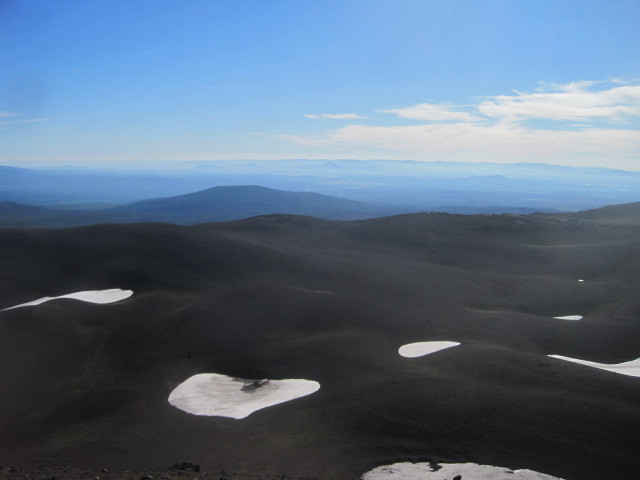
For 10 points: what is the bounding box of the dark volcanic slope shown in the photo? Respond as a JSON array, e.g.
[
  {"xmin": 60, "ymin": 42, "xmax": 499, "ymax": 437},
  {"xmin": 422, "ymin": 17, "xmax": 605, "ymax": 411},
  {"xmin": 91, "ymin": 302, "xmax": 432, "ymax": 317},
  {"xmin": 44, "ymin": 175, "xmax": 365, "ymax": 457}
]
[
  {"xmin": 539, "ymin": 200, "xmax": 640, "ymax": 225},
  {"xmin": 0, "ymin": 186, "xmax": 391, "ymax": 228},
  {"xmin": 1, "ymin": 208, "xmax": 639, "ymax": 480}
]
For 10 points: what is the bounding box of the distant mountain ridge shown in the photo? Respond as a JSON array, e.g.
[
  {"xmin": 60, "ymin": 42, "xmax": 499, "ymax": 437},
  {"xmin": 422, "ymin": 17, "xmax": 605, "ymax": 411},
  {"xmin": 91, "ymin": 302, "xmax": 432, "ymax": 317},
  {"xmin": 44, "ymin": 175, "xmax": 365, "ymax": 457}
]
[
  {"xmin": 0, "ymin": 185, "xmax": 395, "ymax": 228},
  {"xmin": 2, "ymin": 160, "xmax": 640, "ymax": 212},
  {"xmin": 2, "ymin": 183, "xmax": 639, "ymax": 229}
]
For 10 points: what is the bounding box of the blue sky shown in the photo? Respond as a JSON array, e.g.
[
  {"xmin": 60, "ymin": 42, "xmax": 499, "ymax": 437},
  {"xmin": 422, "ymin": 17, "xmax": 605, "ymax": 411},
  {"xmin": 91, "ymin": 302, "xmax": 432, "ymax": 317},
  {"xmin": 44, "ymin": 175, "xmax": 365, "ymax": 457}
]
[{"xmin": 1, "ymin": 0, "xmax": 639, "ymax": 169}]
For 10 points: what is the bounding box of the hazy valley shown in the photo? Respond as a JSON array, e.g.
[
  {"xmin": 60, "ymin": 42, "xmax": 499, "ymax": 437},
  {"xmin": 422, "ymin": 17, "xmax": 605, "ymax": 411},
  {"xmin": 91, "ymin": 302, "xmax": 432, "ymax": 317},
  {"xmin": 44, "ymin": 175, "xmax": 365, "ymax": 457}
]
[{"xmin": 3, "ymin": 160, "xmax": 640, "ymax": 215}]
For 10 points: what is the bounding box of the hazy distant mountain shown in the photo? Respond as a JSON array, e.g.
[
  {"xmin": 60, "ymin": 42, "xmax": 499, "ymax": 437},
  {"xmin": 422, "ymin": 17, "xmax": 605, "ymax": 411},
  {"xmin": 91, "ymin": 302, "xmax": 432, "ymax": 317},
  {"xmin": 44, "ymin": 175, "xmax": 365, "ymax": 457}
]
[
  {"xmin": 0, "ymin": 185, "xmax": 394, "ymax": 228},
  {"xmin": 2, "ymin": 161, "xmax": 640, "ymax": 213},
  {"xmin": 0, "ymin": 165, "xmax": 220, "ymax": 206},
  {"xmin": 105, "ymin": 185, "xmax": 392, "ymax": 223}
]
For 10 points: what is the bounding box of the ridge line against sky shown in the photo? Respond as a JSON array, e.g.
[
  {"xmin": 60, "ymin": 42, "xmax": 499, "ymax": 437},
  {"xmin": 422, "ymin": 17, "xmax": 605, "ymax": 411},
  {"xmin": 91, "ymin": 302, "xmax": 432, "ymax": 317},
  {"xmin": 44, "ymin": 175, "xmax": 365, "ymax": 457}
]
[{"xmin": 0, "ymin": 0, "xmax": 639, "ymax": 170}]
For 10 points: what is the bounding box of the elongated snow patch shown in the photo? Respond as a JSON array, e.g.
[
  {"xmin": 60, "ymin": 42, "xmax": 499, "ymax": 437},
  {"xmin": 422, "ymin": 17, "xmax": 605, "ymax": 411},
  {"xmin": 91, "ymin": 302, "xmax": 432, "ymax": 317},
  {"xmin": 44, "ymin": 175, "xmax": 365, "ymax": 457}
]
[
  {"xmin": 398, "ymin": 341, "xmax": 460, "ymax": 358},
  {"xmin": 360, "ymin": 461, "xmax": 564, "ymax": 480},
  {"xmin": 168, "ymin": 373, "xmax": 320, "ymax": 419},
  {"xmin": 553, "ymin": 315, "xmax": 582, "ymax": 321},
  {"xmin": 1, "ymin": 289, "xmax": 133, "ymax": 311},
  {"xmin": 549, "ymin": 355, "xmax": 640, "ymax": 377}
]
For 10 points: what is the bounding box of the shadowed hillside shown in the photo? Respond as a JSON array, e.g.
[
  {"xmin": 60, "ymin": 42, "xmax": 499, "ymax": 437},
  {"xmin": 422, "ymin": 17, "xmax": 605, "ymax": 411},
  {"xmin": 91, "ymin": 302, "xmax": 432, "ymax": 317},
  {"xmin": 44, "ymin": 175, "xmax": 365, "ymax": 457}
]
[
  {"xmin": 538, "ymin": 201, "xmax": 640, "ymax": 225},
  {"xmin": 0, "ymin": 206, "xmax": 639, "ymax": 480}
]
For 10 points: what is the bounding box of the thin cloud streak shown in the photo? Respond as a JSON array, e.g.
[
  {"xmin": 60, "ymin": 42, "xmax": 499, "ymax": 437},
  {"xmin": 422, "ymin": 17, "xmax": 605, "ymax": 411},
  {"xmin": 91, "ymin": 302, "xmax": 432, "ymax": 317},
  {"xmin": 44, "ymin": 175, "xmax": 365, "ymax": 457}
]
[
  {"xmin": 0, "ymin": 119, "xmax": 46, "ymax": 125},
  {"xmin": 0, "ymin": 112, "xmax": 45, "ymax": 126},
  {"xmin": 304, "ymin": 113, "xmax": 367, "ymax": 119},
  {"xmin": 384, "ymin": 103, "xmax": 479, "ymax": 122}
]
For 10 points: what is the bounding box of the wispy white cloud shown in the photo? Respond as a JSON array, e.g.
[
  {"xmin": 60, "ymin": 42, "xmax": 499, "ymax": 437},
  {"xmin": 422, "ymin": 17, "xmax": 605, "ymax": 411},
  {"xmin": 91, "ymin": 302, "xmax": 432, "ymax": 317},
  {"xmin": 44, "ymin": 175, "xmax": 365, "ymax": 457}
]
[
  {"xmin": 0, "ymin": 111, "xmax": 45, "ymax": 125},
  {"xmin": 284, "ymin": 80, "xmax": 640, "ymax": 167},
  {"xmin": 0, "ymin": 118, "xmax": 45, "ymax": 125},
  {"xmin": 477, "ymin": 81, "xmax": 640, "ymax": 122},
  {"xmin": 384, "ymin": 103, "xmax": 479, "ymax": 122},
  {"xmin": 304, "ymin": 113, "xmax": 367, "ymax": 119},
  {"xmin": 610, "ymin": 76, "xmax": 640, "ymax": 85}
]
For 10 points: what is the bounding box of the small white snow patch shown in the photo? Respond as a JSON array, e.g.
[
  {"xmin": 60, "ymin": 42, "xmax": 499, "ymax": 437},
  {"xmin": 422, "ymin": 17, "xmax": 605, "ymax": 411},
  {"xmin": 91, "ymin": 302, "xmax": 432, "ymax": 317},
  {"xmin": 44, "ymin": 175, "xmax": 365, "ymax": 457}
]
[
  {"xmin": 398, "ymin": 341, "xmax": 460, "ymax": 358},
  {"xmin": 360, "ymin": 461, "xmax": 564, "ymax": 479},
  {"xmin": 1, "ymin": 289, "xmax": 133, "ymax": 311},
  {"xmin": 552, "ymin": 315, "xmax": 582, "ymax": 321},
  {"xmin": 578, "ymin": 279, "xmax": 584, "ymax": 282},
  {"xmin": 168, "ymin": 373, "xmax": 320, "ymax": 419},
  {"xmin": 549, "ymin": 355, "xmax": 640, "ymax": 378}
]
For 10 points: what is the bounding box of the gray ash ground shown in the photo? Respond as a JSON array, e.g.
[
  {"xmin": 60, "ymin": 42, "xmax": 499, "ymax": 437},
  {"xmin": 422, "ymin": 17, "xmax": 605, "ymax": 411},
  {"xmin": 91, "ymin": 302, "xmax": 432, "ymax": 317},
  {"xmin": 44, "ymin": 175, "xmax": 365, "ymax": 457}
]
[
  {"xmin": 0, "ymin": 465, "xmax": 317, "ymax": 480},
  {"xmin": 2, "ymin": 208, "xmax": 640, "ymax": 480}
]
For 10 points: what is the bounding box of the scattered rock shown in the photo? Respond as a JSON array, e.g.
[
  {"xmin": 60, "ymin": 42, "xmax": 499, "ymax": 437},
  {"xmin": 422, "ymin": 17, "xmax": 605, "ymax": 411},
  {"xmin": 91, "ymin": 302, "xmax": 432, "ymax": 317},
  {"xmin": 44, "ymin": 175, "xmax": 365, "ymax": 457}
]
[
  {"xmin": 241, "ymin": 379, "xmax": 269, "ymax": 393},
  {"xmin": 170, "ymin": 463, "xmax": 201, "ymax": 473},
  {"xmin": 453, "ymin": 475, "xmax": 462, "ymax": 480}
]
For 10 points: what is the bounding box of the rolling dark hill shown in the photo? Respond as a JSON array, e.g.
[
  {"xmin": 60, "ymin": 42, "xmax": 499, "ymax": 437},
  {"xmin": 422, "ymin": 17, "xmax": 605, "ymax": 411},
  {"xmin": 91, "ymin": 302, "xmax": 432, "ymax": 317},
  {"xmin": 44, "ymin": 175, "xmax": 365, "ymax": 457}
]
[
  {"xmin": 539, "ymin": 200, "xmax": 640, "ymax": 225},
  {"xmin": 0, "ymin": 202, "xmax": 96, "ymax": 229},
  {"xmin": 0, "ymin": 207, "xmax": 639, "ymax": 479},
  {"xmin": 0, "ymin": 186, "xmax": 395, "ymax": 228}
]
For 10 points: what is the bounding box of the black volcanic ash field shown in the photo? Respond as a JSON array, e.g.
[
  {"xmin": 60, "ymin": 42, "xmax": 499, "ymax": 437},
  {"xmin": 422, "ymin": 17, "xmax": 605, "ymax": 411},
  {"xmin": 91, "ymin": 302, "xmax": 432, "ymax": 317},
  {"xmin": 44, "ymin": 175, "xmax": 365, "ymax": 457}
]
[{"xmin": 1, "ymin": 208, "xmax": 639, "ymax": 480}]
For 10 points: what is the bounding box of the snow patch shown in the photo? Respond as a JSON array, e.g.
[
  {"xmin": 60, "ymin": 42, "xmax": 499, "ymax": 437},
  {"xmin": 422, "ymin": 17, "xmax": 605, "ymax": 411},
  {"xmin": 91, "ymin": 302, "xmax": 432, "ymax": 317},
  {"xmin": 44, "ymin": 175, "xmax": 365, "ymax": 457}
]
[
  {"xmin": 168, "ymin": 373, "xmax": 320, "ymax": 419},
  {"xmin": 360, "ymin": 461, "xmax": 564, "ymax": 479},
  {"xmin": 398, "ymin": 341, "xmax": 460, "ymax": 358},
  {"xmin": 2, "ymin": 289, "xmax": 133, "ymax": 311},
  {"xmin": 549, "ymin": 355, "xmax": 640, "ymax": 377},
  {"xmin": 552, "ymin": 315, "xmax": 582, "ymax": 321}
]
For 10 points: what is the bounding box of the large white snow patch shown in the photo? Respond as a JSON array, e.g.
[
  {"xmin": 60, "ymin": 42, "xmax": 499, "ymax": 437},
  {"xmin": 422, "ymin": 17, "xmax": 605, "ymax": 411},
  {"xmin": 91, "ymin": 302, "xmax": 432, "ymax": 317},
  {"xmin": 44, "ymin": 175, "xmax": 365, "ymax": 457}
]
[
  {"xmin": 398, "ymin": 341, "xmax": 460, "ymax": 358},
  {"xmin": 2, "ymin": 289, "xmax": 133, "ymax": 311},
  {"xmin": 360, "ymin": 461, "xmax": 564, "ymax": 480},
  {"xmin": 168, "ymin": 373, "xmax": 320, "ymax": 419},
  {"xmin": 549, "ymin": 355, "xmax": 640, "ymax": 377}
]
